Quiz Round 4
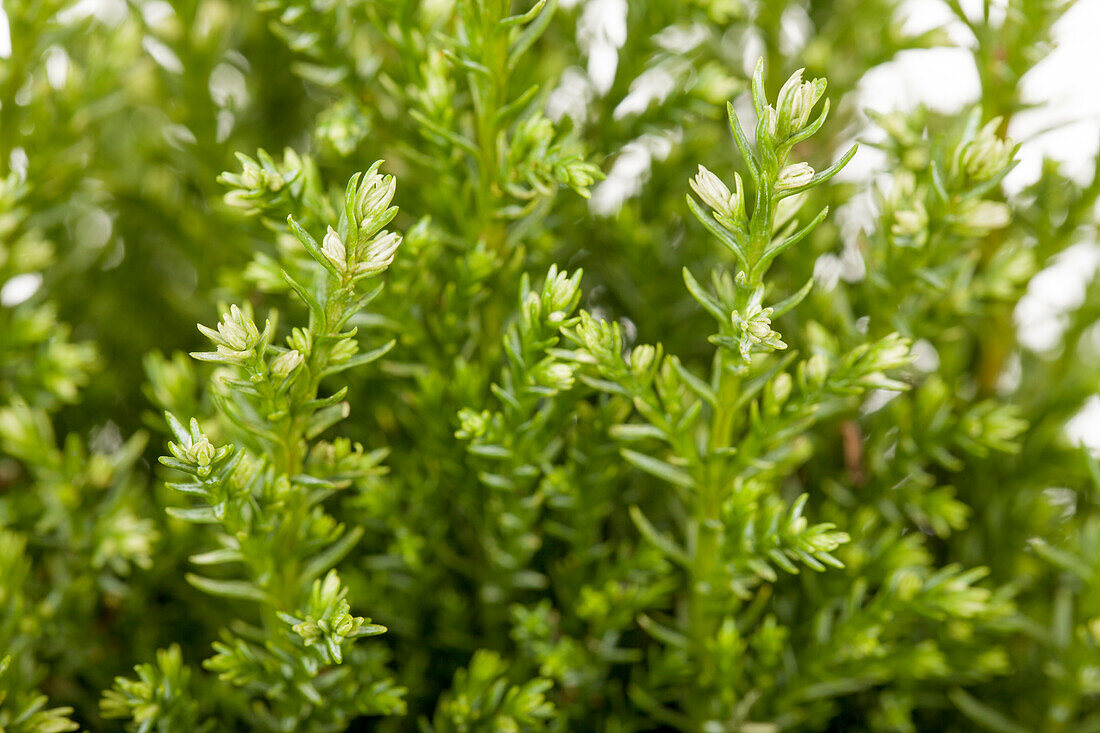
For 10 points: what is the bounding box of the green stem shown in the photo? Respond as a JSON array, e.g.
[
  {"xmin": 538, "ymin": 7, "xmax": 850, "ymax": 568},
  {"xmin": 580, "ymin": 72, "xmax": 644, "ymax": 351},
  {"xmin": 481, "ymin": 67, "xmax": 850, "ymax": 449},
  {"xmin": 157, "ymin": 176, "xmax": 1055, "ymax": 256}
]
[
  {"xmin": 684, "ymin": 145, "xmax": 782, "ymax": 720},
  {"xmin": 469, "ymin": 5, "xmax": 509, "ymax": 254},
  {"xmin": 687, "ymin": 356, "xmax": 740, "ymax": 724},
  {"xmin": 685, "ymin": 240, "xmax": 773, "ymax": 725}
]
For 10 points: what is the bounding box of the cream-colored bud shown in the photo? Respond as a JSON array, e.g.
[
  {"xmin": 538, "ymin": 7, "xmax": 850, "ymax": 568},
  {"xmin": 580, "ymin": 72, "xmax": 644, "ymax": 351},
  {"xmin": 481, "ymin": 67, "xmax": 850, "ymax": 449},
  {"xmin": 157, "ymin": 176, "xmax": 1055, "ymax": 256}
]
[
  {"xmin": 355, "ymin": 231, "xmax": 402, "ymax": 277},
  {"xmin": 746, "ymin": 314, "xmax": 773, "ymax": 340},
  {"xmin": 322, "ymin": 226, "xmax": 347, "ymax": 272},
  {"xmin": 359, "ymin": 177, "xmax": 395, "ymax": 220},
  {"xmin": 764, "ymin": 106, "xmax": 778, "ymax": 140},
  {"xmin": 690, "ymin": 165, "xmax": 735, "ymax": 218},
  {"xmin": 776, "ymin": 163, "xmax": 814, "ymax": 192},
  {"xmin": 538, "ymin": 362, "xmax": 575, "ymax": 391},
  {"xmin": 776, "ymin": 70, "xmax": 804, "ymax": 117},
  {"xmin": 270, "ymin": 349, "xmax": 303, "ymax": 378},
  {"xmin": 775, "ymin": 69, "xmax": 820, "ymax": 137},
  {"xmin": 956, "ymin": 200, "xmax": 1010, "ymax": 236},
  {"xmin": 793, "ymin": 81, "xmax": 822, "ymax": 129},
  {"xmin": 235, "ymin": 305, "xmax": 260, "ymax": 343},
  {"xmin": 217, "ymin": 306, "xmax": 251, "ymax": 351}
]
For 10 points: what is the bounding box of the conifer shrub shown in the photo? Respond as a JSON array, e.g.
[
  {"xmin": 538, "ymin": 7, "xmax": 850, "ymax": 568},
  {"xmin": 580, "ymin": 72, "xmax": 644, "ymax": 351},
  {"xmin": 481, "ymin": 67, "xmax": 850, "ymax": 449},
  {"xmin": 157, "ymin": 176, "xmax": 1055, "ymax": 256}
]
[{"xmin": 2, "ymin": 0, "xmax": 1099, "ymax": 730}]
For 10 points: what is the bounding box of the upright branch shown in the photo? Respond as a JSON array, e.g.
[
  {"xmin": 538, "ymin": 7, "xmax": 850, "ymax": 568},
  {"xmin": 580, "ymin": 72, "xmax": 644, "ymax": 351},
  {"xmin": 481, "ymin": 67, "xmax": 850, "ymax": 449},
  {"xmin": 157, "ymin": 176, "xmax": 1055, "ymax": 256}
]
[
  {"xmin": 103, "ymin": 165, "xmax": 408, "ymax": 731},
  {"xmin": 556, "ymin": 61, "xmax": 917, "ymax": 729},
  {"xmin": 686, "ymin": 59, "xmax": 856, "ymax": 373}
]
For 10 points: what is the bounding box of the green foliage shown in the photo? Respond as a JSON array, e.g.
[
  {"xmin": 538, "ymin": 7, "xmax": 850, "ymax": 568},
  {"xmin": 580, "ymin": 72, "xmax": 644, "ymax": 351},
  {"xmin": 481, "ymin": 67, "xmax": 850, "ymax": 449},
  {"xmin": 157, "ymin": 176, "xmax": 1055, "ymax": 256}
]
[
  {"xmin": 422, "ymin": 651, "xmax": 556, "ymax": 733},
  {"xmin": 100, "ymin": 646, "xmax": 200, "ymax": 733},
  {"xmin": 3, "ymin": 0, "xmax": 1100, "ymax": 731}
]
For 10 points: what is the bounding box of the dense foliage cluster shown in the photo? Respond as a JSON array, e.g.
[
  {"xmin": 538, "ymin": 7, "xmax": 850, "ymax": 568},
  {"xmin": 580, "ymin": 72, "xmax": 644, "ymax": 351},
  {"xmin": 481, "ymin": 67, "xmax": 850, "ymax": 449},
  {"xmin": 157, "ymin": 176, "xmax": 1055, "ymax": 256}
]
[{"xmin": 2, "ymin": 0, "xmax": 1099, "ymax": 730}]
